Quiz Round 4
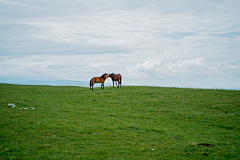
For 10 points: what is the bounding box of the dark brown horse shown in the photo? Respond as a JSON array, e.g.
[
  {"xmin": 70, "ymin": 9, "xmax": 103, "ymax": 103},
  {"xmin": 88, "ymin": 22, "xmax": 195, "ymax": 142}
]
[
  {"xmin": 89, "ymin": 73, "xmax": 109, "ymax": 90},
  {"xmin": 108, "ymin": 73, "xmax": 122, "ymax": 88}
]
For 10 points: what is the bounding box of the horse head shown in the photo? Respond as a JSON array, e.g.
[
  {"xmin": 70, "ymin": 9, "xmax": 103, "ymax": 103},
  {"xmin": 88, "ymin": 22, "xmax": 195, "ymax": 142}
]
[
  {"xmin": 108, "ymin": 73, "xmax": 115, "ymax": 77},
  {"xmin": 101, "ymin": 73, "xmax": 109, "ymax": 79}
]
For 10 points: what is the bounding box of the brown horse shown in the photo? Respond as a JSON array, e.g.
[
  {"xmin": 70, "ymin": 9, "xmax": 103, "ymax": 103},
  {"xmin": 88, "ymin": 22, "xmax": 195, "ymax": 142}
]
[
  {"xmin": 89, "ymin": 73, "xmax": 109, "ymax": 90},
  {"xmin": 108, "ymin": 73, "xmax": 122, "ymax": 88}
]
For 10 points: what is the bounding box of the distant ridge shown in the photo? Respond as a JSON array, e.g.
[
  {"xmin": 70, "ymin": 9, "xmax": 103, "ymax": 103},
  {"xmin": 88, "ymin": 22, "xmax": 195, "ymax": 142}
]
[
  {"xmin": 3, "ymin": 80, "xmax": 114, "ymax": 87},
  {"xmin": 5, "ymin": 80, "xmax": 89, "ymax": 87}
]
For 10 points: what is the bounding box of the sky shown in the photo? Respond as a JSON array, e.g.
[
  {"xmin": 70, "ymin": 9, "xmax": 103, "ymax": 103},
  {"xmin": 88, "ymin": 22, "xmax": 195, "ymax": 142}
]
[{"xmin": 0, "ymin": 0, "xmax": 240, "ymax": 88}]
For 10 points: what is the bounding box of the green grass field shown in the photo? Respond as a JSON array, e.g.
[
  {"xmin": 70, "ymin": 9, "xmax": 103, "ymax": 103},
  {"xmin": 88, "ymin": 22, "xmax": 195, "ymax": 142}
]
[{"xmin": 0, "ymin": 83, "xmax": 240, "ymax": 159}]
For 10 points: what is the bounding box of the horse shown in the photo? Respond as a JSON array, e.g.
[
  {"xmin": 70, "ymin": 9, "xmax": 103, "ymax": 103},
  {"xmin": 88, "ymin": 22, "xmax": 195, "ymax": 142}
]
[
  {"xmin": 89, "ymin": 73, "xmax": 109, "ymax": 90},
  {"xmin": 108, "ymin": 73, "xmax": 122, "ymax": 88}
]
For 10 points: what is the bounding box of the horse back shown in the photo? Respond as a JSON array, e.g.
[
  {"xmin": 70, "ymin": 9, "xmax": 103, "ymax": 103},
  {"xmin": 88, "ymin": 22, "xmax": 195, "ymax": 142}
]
[
  {"xmin": 92, "ymin": 77, "xmax": 104, "ymax": 83},
  {"xmin": 110, "ymin": 74, "xmax": 121, "ymax": 81}
]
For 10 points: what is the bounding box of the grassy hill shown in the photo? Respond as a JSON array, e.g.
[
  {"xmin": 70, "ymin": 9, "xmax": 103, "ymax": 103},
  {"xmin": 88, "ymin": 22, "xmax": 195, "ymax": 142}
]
[{"xmin": 0, "ymin": 84, "xmax": 239, "ymax": 159}]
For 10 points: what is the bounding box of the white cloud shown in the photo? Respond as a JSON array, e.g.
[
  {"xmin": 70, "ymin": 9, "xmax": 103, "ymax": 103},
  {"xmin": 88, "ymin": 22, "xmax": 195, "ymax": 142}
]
[
  {"xmin": 227, "ymin": 65, "xmax": 240, "ymax": 69},
  {"xmin": 0, "ymin": 64, "xmax": 56, "ymax": 77},
  {"xmin": 225, "ymin": 65, "xmax": 240, "ymax": 78},
  {"xmin": 127, "ymin": 57, "xmax": 227, "ymax": 79},
  {"xmin": 0, "ymin": 54, "xmax": 116, "ymax": 81}
]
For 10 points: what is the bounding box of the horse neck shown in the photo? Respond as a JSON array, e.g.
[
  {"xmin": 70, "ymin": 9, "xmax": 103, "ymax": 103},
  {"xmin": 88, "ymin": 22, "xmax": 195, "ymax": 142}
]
[{"xmin": 102, "ymin": 76, "xmax": 107, "ymax": 81}]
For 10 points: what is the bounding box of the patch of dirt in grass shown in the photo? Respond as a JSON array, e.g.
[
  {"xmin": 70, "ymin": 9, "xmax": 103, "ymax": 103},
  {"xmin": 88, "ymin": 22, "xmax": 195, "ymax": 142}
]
[{"xmin": 193, "ymin": 142, "xmax": 215, "ymax": 146}]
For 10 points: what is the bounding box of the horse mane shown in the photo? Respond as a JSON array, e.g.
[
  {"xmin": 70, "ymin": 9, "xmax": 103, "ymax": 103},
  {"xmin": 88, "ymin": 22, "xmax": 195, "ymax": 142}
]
[
  {"xmin": 109, "ymin": 73, "xmax": 115, "ymax": 75},
  {"xmin": 101, "ymin": 73, "xmax": 107, "ymax": 78}
]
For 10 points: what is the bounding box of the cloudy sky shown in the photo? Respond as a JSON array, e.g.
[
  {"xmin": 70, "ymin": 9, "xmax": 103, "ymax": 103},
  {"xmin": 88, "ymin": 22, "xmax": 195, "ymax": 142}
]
[{"xmin": 0, "ymin": 0, "xmax": 240, "ymax": 88}]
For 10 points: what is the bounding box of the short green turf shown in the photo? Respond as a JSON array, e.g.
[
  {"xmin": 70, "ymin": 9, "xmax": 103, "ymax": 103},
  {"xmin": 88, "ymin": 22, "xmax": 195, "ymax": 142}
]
[{"xmin": 0, "ymin": 84, "xmax": 239, "ymax": 159}]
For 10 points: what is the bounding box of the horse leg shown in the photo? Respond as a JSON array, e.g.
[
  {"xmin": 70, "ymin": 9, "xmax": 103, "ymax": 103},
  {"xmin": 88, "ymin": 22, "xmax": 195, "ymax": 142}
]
[
  {"xmin": 115, "ymin": 81, "xmax": 117, "ymax": 88},
  {"xmin": 112, "ymin": 81, "xmax": 114, "ymax": 88},
  {"xmin": 92, "ymin": 81, "xmax": 95, "ymax": 90},
  {"xmin": 116, "ymin": 81, "xmax": 119, "ymax": 88},
  {"xmin": 102, "ymin": 82, "xmax": 104, "ymax": 89}
]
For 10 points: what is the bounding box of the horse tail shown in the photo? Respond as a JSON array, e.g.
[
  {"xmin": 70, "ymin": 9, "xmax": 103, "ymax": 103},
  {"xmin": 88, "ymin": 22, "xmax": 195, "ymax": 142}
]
[
  {"xmin": 89, "ymin": 79, "xmax": 92, "ymax": 86},
  {"xmin": 89, "ymin": 79, "xmax": 92, "ymax": 90}
]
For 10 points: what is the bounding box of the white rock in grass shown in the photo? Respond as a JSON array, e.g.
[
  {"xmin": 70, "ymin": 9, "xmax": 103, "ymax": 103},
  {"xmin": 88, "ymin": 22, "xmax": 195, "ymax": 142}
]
[{"xmin": 8, "ymin": 103, "xmax": 15, "ymax": 108}]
